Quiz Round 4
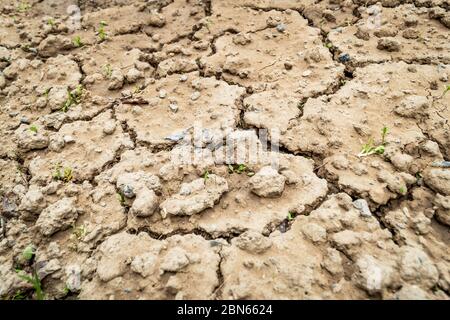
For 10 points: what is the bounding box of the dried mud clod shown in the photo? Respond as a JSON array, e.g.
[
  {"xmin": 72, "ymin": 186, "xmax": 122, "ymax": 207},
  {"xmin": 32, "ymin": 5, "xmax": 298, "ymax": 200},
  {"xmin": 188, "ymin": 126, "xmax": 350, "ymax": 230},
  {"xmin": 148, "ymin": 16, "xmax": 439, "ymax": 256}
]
[{"xmin": 0, "ymin": 0, "xmax": 449, "ymax": 300}]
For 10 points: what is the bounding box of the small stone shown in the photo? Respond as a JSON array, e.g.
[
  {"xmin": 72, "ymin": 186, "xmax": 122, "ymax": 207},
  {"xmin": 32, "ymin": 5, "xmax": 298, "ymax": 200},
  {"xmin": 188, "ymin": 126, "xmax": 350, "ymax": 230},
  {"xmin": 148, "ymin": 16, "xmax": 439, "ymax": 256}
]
[
  {"xmin": 338, "ymin": 53, "xmax": 350, "ymax": 62},
  {"xmin": 63, "ymin": 135, "xmax": 75, "ymax": 144},
  {"xmin": 276, "ymin": 23, "xmax": 286, "ymax": 33},
  {"xmin": 248, "ymin": 166, "xmax": 286, "ymax": 198},
  {"xmin": 159, "ymin": 89, "xmax": 167, "ymax": 99},
  {"xmin": 353, "ymin": 199, "xmax": 372, "ymax": 217},
  {"xmin": 126, "ymin": 68, "xmax": 143, "ymax": 84},
  {"xmin": 103, "ymin": 121, "xmax": 116, "ymax": 135},
  {"xmin": 377, "ymin": 38, "xmax": 401, "ymax": 52},
  {"xmin": 20, "ymin": 117, "xmax": 30, "ymax": 124},
  {"xmin": 169, "ymin": 102, "xmax": 178, "ymax": 112},
  {"xmin": 122, "ymin": 185, "xmax": 135, "ymax": 198},
  {"xmin": 302, "ymin": 70, "xmax": 312, "ymax": 77},
  {"xmin": 160, "ymin": 247, "xmax": 190, "ymax": 272},
  {"xmin": 190, "ymin": 91, "xmax": 201, "ymax": 101},
  {"xmin": 180, "ymin": 75, "xmax": 188, "ymax": 82},
  {"xmin": 130, "ymin": 188, "xmax": 159, "ymax": 217}
]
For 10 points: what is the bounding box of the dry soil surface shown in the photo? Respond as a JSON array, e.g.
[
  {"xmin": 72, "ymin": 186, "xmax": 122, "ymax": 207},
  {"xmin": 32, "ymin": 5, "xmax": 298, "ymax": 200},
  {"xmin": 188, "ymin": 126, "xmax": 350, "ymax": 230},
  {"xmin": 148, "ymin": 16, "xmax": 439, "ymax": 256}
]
[{"xmin": 0, "ymin": 0, "xmax": 449, "ymax": 300}]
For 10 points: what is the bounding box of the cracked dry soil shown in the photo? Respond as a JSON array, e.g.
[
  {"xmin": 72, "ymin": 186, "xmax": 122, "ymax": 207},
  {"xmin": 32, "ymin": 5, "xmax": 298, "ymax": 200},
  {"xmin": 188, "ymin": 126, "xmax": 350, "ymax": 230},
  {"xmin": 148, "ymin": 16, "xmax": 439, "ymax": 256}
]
[{"xmin": 0, "ymin": 0, "xmax": 449, "ymax": 300}]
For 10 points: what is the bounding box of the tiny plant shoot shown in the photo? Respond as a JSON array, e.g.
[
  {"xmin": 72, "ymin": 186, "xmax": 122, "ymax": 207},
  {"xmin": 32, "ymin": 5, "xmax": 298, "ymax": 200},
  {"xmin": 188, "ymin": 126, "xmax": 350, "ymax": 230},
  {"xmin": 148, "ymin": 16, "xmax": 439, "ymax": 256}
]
[
  {"xmin": 358, "ymin": 126, "xmax": 389, "ymax": 157},
  {"xmin": 73, "ymin": 36, "xmax": 83, "ymax": 47},
  {"xmin": 98, "ymin": 21, "xmax": 108, "ymax": 42}
]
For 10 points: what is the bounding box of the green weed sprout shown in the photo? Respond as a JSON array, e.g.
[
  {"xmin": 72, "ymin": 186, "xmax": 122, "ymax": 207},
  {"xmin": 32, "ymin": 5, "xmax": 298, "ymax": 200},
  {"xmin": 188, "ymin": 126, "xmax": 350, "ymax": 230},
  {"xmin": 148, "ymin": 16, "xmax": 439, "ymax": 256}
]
[
  {"xmin": 61, "ymin": 85, "xmax": 83, "ymax": 112},
  {"xmin": 47, "ymin": 18, "xmax": 55, "ymax": 27},
  {"xmin": 117, "ymin": 192, "xmax": 126, "ymax": 206},
  {"xmin": 102, "ymin": 64, "xmax": 112, "ymax": 78},
  {"xmin": 52, "ymin": 164, "xmax": 73, "ymax": 182},
  {"xmin": 203, "ymin": 170, "xmax": 210, "ymax": 181},
  {"xmin": 287, "ymin": 212, "xmax": 294, "ymax": 221},
  {"xmin": 15, "ymin": 269, "xmax": 44, "ymax": 300},
  {"xmin": 73, "ymin": 36, "xmax": 83, "ymax": 48},
  {"xmin": 29, "ymin": 125, "xmax": 38, "ymax": 133},
  {"xmin": 17, "ymin": 2, "xmax": 31, "ymax": 13},
  {"xmin": 442, "ymin": 84, "xmax": 450, "ymax": 97},
  {"xmin": 22, "ymin": 245, "xmax": 35, "ymax": 261},
  {"xmin": 358, "ymin": 126, "xmax": 389, "ymax": 157},
  {"xmin": 98, "ymin": 21, "xmax": 108, "ymax": 42},
  {"xmin": 228, "ymin": 164, "xmax": 254, "ymax": 175},
  {"xmin": 72, "ymin": 224, "xmax": 86, "ymax": 240}
]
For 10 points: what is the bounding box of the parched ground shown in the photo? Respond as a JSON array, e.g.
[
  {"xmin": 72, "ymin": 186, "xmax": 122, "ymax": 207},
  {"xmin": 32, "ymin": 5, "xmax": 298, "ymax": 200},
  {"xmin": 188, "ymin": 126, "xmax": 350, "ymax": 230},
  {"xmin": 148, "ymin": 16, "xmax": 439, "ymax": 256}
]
[{"xmin": 0, "ymin": 0, "xmax": 449, "ymax": 300}]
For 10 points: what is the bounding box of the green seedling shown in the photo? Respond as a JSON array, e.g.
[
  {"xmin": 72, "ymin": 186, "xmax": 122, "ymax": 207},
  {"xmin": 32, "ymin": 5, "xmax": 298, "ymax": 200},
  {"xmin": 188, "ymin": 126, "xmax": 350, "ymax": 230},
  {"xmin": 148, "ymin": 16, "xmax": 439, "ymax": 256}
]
[
  {"xmin": 72, "ymin": 224, "xmax": 86, "ymax": 240},
  {"xmin": 15, "ymin": 269, "xmax": 44, "ymax": 300},
  {"xmin": 98, "ymin": 21, "xmax": 108, "ymax": 42},
  {"xmin": 22, "ymin": 245, "xmax": 35, "ymax": 262},
  {"xmin": 42, "ymin": 87, "xmax": 51, "ymax": 97},
  {"xmin": 287, "ymin": 212, "xmax": 295, "ymax": 221},
  {"xmin": 381, "ymin": 125, "xmax": 388, "ymax": 144},
  {"xmin": 358, "ymin": 126, "xmax": 389, "ymax": 157},
  {"xmin": 17, "ymin": 2, "xmax": 31, "ymax": 12},
  {"xmin": 117, "ymin": 192, "xmax": 126, "ymax": 206},
  {"xmin": 203, "ymin": 170, "xmax": 210, "ymax": 181},
  {"xmin": 61, "ymin": 85, "xmax": 83, "ymax": 112},
  {"xmin": 102, "ymin": 64, "xmax": 113, "ymax": 79},
  {"xmin": 228, "ymin": 164, "xmax": 255, "ymax": 176},
  {"xmin": 399, "ymin": 186, "xmax": 407, "ymax": 195},
  {"xmin": 442, "ymin": 84, "xmax": 450, "ymax": 97},
  {"xmin": 52, "ymin": 164, "xmax": 73, "ymax": 182},
  {"xmin": 47, "ymin": 18, "xmax": 55, "ymax": 27},
  {"xmin": 63, "ymin": 285, "xmax": 70, "ymax": 295},
  {"xmin": 72, "ymin": 36, "xmax": 83, "ymax": 48},
  {"xmin": 29, "ymin": 125, "xmax": 38, "ymax": 133},
  {"xmin": 11, "ymin": 290, "xmax": 26, "ymax": 300}
]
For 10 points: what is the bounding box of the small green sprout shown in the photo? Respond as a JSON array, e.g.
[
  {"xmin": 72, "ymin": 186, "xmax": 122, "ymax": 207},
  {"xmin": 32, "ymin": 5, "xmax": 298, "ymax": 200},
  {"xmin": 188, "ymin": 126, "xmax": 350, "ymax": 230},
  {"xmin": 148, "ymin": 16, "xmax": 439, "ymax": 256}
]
[
  {"xmin": 42, "ymin": 87, "xmax": 51, "ymax": 97},
  {"xmin": 29, "ymin": 125, "xmax": 38, "ymax": 133},
  {"xmin": 102, "ymin": 64, "xmax": 113, "ymax": 79},
  {"xmin": 399, "ymin": 186, "xmax": 407, "ymax": 195},
  {"xmin": 358, "ymin": 126, "xmax": 389, "ymax": 157},
  {"xmin": 236, "ymin": 164, "xmax": 247, "ymax": 174},
  {"xmin": 117, "ymin": 192, "xmax": 126, "ymax": 206},
  {"xmin": 47, "ymin": 18, "xmax": 55, "ymax": 27},
  {"xmin": 287, "ymin": 212, "xmax": 295, "ymax": 221},
  {"xmin": 72, "ymin": 36, "xmax": 83, "ymax": 48},
  {"xmin": 15, "ymin": 269, "xmax": 44, "ymax": 300},
  {"xmin": 63, "ymin": 167, "xmax": 73, "ymax": 182},
  {"xmin": 442, "ymin": 84, "xmax": 450, "ymax": 97},
  {"xmin": 17, "ymin": 2, "xmax": 31, "ymax": 13},
  {"xmin": 52, "ymin": 164, "xmax": 73, "ymax": 182},
  {"xmin": 22, "ymin": 245, "xmax": 35, "ymax": 261},
  {"xmin": 98, "ymin": 21, "xmax": 108, "ymax": 42},
  {"xmin": 203, "ymin": 170, "xmax": 210, "ymax": 181},
  {"xmin": 227, "ymin": 164, "xmax": 255, "ymax": 176},
  {"xmin": 12, "ymin": 290, "xmax": 26, "ymax": 300},
  {"xmin": 381, "ymin": 126, "xmax": 388, "ymax": 145},
  {"xmin": 72, "ymin": 224, "xmax": 86, "ymax": 240},
  {"xmin": 63, "ymin": 285, "xmax": 70, "ymax": 295},
  {"xmin": 61, "ymin": 85, "xmax": 83, "ymax": 112}
]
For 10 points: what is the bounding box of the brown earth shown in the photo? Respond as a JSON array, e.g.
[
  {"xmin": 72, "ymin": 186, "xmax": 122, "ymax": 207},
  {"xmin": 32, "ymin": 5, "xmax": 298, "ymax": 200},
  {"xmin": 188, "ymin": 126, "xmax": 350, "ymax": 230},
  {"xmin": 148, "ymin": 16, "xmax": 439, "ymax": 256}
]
[{"xmin": 0, "ymin": 0, "xmax": 449, "ymax": 300}]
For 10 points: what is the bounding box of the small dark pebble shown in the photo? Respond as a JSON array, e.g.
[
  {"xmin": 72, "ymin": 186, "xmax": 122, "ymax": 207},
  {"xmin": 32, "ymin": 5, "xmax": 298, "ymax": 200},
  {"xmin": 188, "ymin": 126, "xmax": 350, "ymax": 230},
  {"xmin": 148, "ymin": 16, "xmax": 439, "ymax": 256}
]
[{"xmin": 338, "ymin": 53, "xmax": 350, "ymax": 63}]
